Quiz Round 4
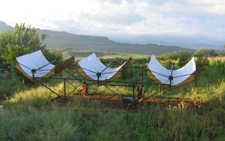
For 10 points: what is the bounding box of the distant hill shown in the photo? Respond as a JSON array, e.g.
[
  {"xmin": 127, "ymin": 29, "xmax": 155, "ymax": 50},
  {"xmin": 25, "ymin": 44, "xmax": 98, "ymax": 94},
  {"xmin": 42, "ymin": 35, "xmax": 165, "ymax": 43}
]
[
  {"xmin": 111, "ymin": 35, "xmax": 224, "ymax": 50},
  {"xmin": 0, "ymin": 21, "xmax": 13, "ymax": 31},
  {"xmin": 0, "ymin": 21, "xmax": 195, "ymax": 55}
]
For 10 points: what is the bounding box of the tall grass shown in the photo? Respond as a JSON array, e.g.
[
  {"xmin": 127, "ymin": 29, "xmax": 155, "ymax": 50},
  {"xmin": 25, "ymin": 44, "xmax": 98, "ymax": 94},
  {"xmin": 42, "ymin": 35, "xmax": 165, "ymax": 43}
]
[
  {"xmin": 1, "ymin": 99, "xmax": 224, "ymax": 140},
  {"xmin": 0, "ymin": 79, "xmax": 225, "ymax": 140},
  {"xmin": 0, "ymin": 77, "xmax": 18, "ymax": 99},
  {"xmin": 3, "ymin": 84, "xmax": 63, "ymax": 110},
  {"xmin": 88, "ymin": 85, "xmax": 133, "ymax": 97}
]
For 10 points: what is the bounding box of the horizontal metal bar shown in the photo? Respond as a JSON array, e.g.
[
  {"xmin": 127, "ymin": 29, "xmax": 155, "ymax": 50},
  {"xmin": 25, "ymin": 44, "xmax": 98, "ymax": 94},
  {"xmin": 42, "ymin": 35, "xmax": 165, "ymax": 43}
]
[{"xmin": 128, "ymin": 66, "xmax": 147, "ymax": 68}]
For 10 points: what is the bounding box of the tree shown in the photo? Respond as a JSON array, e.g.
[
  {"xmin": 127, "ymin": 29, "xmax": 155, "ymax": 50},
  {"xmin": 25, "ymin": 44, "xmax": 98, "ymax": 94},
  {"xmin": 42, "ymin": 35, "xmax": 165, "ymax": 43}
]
[
  {"xmin": 164, "ymin": 51, "xmax": 179, "ymax": 60},
  {"xmin": 0, "ymin": 23, "xmax": 46, "ymax": 69},
  {"xmin": 177, "ymin": 51, "xmax": 193, "ymax": 67},
  {"xmin": 221, "ymin": 44, "xmax": 225, "ymax": 56},
  {"xmin": 1, "ymin": 23, "xmax": 62, "ymax": 67},
  {"xmin": 208, "ymin": 48, "xmax": 218, "ymax": 57},
  {"xmin": 1, "ymin": 44, "xmax": 31, "ymax": 67},
  {"xmin": 195, "ymin": 57, "xmax": 209, "ymax": 74},
  {"xmin": 0, "ymin": 23, "xmax": 62, "ymax": 80},
  {"xmin": 0, "ymin": 30, "xmax": 14, "ymax": 69},
  {"xmin": 219, "ymin": 50, "xmax": 225, "ymax": 56},
  {"xmin": 194, "ymin": 48, "xmax": 209, "ymax": 57}
]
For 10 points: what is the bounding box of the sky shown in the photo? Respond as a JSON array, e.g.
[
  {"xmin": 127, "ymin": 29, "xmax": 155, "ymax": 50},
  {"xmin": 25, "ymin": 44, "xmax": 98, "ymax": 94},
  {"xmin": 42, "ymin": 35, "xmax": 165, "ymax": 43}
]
[{"xmin": 1, "ymin": 0, "xmax": 225, "ymax": 44}]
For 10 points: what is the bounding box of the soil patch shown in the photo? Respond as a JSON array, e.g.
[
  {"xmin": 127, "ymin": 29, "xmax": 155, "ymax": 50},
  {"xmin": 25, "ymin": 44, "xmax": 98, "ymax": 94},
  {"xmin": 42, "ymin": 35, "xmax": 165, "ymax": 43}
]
[{"xmin": 50, "ymin": 94, "xmax": 204, "ymax": 113}]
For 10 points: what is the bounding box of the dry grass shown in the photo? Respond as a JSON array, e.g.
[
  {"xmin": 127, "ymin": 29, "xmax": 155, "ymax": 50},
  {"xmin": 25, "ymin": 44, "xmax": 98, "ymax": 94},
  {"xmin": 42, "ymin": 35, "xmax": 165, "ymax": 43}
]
[{"xmin": 207, "ymin": 56, "xmax": 225, "ymax": 62}]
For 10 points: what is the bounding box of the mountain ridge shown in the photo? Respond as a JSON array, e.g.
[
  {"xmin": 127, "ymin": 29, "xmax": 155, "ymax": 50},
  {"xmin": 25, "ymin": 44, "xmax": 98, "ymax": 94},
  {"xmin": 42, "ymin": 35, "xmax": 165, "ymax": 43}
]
[{"xmin": 0, "ymin": 21, "xmax": 195, "ymax": 55}]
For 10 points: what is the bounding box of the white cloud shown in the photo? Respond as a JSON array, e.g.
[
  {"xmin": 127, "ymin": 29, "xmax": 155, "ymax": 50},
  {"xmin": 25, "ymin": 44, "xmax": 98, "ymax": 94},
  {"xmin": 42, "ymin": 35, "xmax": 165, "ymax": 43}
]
[
  {"xmin": 186, "ymin": 0, "xmax": 225, "ymax": 15},
  {"xmin": 0, "ymin": 0, "xmax": 225, "ymax": 42}
]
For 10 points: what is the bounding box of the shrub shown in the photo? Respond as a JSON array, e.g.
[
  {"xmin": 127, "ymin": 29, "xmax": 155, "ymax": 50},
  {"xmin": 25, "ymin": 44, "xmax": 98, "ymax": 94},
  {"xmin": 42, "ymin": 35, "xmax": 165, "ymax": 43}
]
[
  {"xmin": 196, "ymin": 57, "xmax": 210, "ymax": 74},
  {"xmin": 177, "ymin": 51, "xmax": 193, "ymax": 67}
]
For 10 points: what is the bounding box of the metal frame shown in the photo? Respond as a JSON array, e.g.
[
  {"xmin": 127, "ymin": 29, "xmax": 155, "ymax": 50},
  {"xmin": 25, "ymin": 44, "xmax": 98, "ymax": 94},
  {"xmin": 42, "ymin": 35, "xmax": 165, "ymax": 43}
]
[
  {"xmin": 18, "ymin": 60, "xmax": 196, "ymax": 103},
  {"xmin": 32, "ymin": 68, "xmax": 81, "ymax": 101},
  {"xmin": 74, "ymin": 65, "xmax": 165, "ymax": 101}
]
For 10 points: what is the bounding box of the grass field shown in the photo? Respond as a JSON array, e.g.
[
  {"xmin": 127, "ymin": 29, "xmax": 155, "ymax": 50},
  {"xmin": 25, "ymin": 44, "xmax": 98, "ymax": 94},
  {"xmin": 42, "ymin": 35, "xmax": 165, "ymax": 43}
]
[
  {"xmin": 207, "ymin": 56, "xmax": 225, "ymax": 62},
  {"xmin": 57, "ymin": 48, "xmax": 150, "ymax": 61}
]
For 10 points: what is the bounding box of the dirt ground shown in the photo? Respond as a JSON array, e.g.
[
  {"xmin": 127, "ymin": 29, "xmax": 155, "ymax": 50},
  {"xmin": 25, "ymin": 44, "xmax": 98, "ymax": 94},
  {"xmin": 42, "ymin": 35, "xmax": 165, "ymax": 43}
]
[{"xmin": 51, "ymin": 94, "xmax": 204, "ymax": 113}]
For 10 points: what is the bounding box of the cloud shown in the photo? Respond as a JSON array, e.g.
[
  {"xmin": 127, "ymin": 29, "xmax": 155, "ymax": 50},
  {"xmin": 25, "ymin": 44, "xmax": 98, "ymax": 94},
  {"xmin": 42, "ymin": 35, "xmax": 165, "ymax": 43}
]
[
  {"xmin": 80, "ymin": 12, "xmax": 145, "ymax": 25},
  {"xmin": 1, "ymin": 0, "xmax": 225, "ymax": 42},
  {"xmin": 185, "ymin": 0, "xmax": 225, "ymax": 15}
]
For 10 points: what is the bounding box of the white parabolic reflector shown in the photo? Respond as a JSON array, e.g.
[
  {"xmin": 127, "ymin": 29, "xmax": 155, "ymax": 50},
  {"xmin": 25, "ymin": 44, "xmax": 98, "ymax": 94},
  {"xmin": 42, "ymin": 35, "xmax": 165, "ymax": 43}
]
[
  {"xmin": 147, "ymin": 55, "xmax": 196, "ymax": 90},
  {"xmin": 16, "ymin": 50, "xmax": 55, "ymax": 81},
  {"xmin": 77, "ymin": 53, "xmax": 132, "ymax": 85}
]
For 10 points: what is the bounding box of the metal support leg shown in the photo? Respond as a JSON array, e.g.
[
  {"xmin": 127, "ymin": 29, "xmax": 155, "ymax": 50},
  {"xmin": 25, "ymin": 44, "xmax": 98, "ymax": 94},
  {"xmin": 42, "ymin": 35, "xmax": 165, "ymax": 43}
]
[
  {"xmin": 64, "ymin": 79, "xmax": 67, "ymax": 101},
  {"xmin": 133, "ymin": 83, "xmax": 135, "ymax": 99}
]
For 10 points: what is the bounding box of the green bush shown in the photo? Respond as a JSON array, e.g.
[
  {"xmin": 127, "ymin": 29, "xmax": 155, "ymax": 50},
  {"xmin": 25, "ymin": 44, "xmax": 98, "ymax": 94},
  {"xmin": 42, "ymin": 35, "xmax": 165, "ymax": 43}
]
[
  {"xmin": 0, "ymin": 78, "xmax": 17, "ymax": 99},
  {"xmin": 196, "ymin": 57, "xmax": 210, "ymax": 74},
  {"xmin": 211, "ymin": 60, "xmax": 225, "ymax": 74},
  {"xmin": 199, "ymin": 60, "xmax": 225, "ymax": 83},
  {"xmin": 177, "ymin": 51, "xmax": 193, "ymax": 67}
]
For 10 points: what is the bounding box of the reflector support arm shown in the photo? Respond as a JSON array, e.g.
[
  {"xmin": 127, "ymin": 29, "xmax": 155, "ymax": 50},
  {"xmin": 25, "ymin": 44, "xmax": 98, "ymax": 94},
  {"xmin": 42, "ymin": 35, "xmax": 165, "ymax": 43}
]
[
  {"xmin": 169, "ymin": 63, "xmax": 174, "ymax": 87},
  {"xmin": 101, "ymin": 61, "xmax": 113, "ymax": 74},
  {"xmin": 36, "ymin": 60, "xmax": 56, "ymax": 71}
]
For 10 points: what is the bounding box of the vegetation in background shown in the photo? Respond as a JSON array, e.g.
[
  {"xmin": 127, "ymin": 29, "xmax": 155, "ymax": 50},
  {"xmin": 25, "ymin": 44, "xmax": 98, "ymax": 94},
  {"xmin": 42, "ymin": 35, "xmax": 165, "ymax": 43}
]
[
  {"xmin": 194, "ymin": 48, "xmax": 219, "ymax": 57},
  {"xmin": 56, "ymin": 48, "xmax": 150, "ymax": 61}
]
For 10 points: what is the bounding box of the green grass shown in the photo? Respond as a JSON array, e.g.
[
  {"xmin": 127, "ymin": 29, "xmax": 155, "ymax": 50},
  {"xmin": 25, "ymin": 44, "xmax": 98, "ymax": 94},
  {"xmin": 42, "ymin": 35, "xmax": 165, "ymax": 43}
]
[{"xmin": 0, "ymin": 77, "xmax": 17, "ymax": 99}]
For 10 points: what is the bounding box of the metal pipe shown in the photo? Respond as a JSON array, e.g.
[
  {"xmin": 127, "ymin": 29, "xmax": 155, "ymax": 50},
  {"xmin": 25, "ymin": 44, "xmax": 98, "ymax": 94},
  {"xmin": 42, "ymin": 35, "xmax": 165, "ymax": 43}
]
[
  {"xmin": 64, "ymin": 79, "xmax": 67, "ymax": 101},
  {"xmin": 169, "ymin": 63, "xmax": 175, "ymax": 87},
  {"xmin": 64, "ymin": 69, "xmax": 83, "ymax": 82},
  {"xmin": 170, "ymin": 63, "xmax": 174, "ymax": 76},
  {"xmin": 101, "ymin": 61, "xmax": 113, "ymax": 74},
  {"xmin": 38, "ymin": 81, "xmax": 64, "ymax": 100},
  {"xmin": 133, "ymin": 83, "xmax": 135, "ymax": 99}
]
